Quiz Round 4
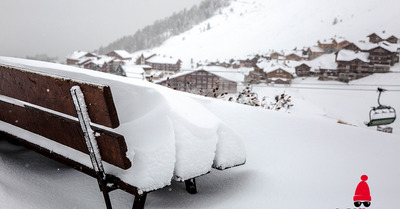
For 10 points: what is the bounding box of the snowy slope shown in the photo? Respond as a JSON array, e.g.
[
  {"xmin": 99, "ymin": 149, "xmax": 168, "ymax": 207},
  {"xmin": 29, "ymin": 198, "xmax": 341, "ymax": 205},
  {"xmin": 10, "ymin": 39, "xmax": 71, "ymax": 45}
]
[
  {"xmin": 1, "ymin": 88, "xmax": 400, "ymax": 208},
  {"xmin": 147, "ymin": 0, "xmax": 400, "ymax": 66},
  {"xmin": 248, "ymin": 75, "xmax": 400, "ymax": 134}
]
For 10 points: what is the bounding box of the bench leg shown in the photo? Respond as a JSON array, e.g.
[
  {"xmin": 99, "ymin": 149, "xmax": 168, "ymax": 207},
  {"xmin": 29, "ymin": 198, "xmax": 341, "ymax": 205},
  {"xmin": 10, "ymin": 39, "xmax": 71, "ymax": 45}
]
[
  {"xmin": 132, "ymin": 193, "xmax": 147, "ymax": 209},
  {"xmin": 185, "ymin": 178, "xmax": 197, "ymax": 194},
  {"xmin": 101, "ymin": 187, "xmax": 113, "ymax": 209}
]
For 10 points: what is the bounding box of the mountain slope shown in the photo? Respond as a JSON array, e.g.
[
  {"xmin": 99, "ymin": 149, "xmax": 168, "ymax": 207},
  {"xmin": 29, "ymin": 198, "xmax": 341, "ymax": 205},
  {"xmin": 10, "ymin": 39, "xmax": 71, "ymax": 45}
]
[
  {"xmin": 149, "ymin": 0, "xmax": 400, "ymax": 63},
  {"xmin": 96, "ymin": 0, "xmax": 230, "ymax": 55}
]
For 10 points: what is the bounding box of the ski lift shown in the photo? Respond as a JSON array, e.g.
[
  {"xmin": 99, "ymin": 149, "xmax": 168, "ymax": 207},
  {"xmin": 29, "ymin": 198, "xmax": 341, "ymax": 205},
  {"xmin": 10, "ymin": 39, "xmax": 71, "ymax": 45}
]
[{"xmin": 365, "ymin": 87, "xmax": 396, "ymax": 127}]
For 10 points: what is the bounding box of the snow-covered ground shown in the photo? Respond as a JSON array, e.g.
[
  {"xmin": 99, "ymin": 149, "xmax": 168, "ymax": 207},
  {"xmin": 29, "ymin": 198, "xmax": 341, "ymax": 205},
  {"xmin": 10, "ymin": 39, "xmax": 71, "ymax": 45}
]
[{"xmin": 0, "ymin": 57, "xmax": 399, "ymax": 208}]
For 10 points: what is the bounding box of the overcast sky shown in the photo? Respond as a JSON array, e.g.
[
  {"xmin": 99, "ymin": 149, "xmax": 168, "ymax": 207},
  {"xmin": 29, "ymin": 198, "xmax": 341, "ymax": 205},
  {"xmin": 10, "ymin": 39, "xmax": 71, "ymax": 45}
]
[{"xmin": 0, "ymin": 0, "xmax": 203, "ymax": 60}]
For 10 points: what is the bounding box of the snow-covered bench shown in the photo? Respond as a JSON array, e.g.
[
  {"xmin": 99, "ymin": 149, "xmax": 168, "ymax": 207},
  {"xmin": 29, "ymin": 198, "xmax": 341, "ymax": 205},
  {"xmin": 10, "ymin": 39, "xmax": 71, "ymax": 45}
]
[
  {"xmin": 0, "ymin": 58, "xmax": 246, "ymax": 209},
  {"xmin": 0, "ymin": 65, "xmax": 202, "ymax": 209}
]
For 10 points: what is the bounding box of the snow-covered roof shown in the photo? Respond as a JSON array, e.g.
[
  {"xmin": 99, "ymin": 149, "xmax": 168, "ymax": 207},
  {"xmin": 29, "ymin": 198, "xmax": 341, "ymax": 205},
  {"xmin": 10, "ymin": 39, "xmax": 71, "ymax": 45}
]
[
  {"xmin": 123, "ymin": 65, "xmax": 145, "ymax": 80},
  {"xmin": 67, "ymin": 50, "xmax": 89, "ymax": 60},
  {"xmin": 156, "ymin": 66, "xmax": 247, "ymax": 84},
  {"xmin": 368, "ymin": 32, "xmax": 399, "ymax": 40},
  {"xmin": 333, "ymin": 36, "xmax": 348, "ymax": 44},
  {"xmin": 256, "ymin": 59, "xmax": 297, "ymax": 74},
  {"xmin": 202, "ymin": 66, "xmax": 247, "ymax": 83},
  {"xmin": 350, "ymin": 41, "xmax": 377, "ymax": 51},
  {"xmin": 146, "ymin": 55, "xmax": 180, "ymax": 64},
  {"xmin": 302, "ymin": 53, "xmax": 337, "ymax": 71},
  {"xmin": 91, "ymin": 56, "xmax": 115, "ymax": 66},
  {"xmin": 336, "ymin": 50, "xmax": 370, "ymax": 62},
  {"xmin": 318, "ymin": 39, "xmax": 335, "ymax": 44},
  {"xmin": 77, "ymin": 57, "xmax": 96, "ymax": 65},
  {"xmin": 110, "ymin": 50, "xmax": 133, "ymax": 59},
  {"xmin": 308, "ymin": 46, "xmax": 324, "ymax": 53},
  {"xmin": 376, "ymin": 41, "xmax": 399, "ymax": 52},
  {"xmin": 123, "ymin": 65, "xmax": 145, "ymax": 74},
  {"xmin": 284, "ymin": 50, "xmax": 305, "ymax": 57}
]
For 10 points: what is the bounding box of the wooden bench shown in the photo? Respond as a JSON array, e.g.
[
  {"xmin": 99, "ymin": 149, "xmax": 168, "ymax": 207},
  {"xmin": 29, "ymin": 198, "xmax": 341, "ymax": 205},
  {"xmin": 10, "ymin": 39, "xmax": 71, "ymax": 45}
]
[{"xmin": 0, "ymin": 65, "xmax": 198, "ymax": 209}]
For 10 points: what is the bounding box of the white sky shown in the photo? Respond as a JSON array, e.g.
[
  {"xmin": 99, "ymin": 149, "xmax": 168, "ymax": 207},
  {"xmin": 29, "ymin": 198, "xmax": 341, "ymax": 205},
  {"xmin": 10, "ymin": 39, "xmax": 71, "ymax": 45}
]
[{"xmin": 0, "ymin": 0, "xmax": 203, "ymax": 60}]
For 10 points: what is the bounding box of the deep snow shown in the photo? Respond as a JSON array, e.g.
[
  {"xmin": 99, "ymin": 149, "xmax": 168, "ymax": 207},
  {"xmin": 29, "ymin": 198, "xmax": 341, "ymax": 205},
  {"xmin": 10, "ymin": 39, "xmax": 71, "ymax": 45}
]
[
  {"xmin": 0, "ymin": 58, "xmax": 399, "ymax": 208},
  {"xmin": 0, "ymin": 56, "xmax": 246, "ymax": 193}
]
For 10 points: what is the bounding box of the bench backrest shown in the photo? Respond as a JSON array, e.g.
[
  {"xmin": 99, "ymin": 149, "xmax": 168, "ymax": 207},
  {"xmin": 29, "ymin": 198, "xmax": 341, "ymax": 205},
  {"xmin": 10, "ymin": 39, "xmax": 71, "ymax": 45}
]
[{"xmin": 0, "ymin": 65, "xmax": 131, "ymax": 169}]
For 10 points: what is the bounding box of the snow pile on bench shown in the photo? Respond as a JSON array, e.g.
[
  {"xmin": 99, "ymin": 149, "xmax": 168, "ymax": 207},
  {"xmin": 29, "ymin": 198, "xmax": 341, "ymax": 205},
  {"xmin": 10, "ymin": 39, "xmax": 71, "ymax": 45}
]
[{"xmin": 0, "ymin": 56, "xmax": 246, "ymax": 192}]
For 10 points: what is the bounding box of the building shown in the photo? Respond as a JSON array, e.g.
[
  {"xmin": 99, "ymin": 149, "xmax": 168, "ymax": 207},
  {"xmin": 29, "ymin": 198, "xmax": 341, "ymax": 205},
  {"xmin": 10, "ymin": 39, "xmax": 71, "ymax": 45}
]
[
  {"xmin": 368, "ymin": 44, "xmax": 399, "ymax": 66},
  {"xmin": 106, "ymin": 50, "xmax": 133, "ymax": 61},
  {"xmin": 66, "ymin": 51, "xmax": 98, "ymax": 66},
  {"xmin": 265, "ymin": 67, "xmax": 294, "ymax": 84},
  {"xmin": 307, "ymin": 46, "xmax": 325, "ymax": 60},
  {"xmin": 269, "ymin": 52, "xmax": 284, "ymax": 59},
  {"xmin": 285, "ymin": 52, "xmax": 304, "ymax": 61},
  {"xmin": 156, "ymin": 69, "xmax": 238, "ymax": 95},
  {"xmin": 334, "ymin": 37, "xmax": 351, "ymax": 49},
  {"xmin": 295, "ymin": 63, "xmax": 312, "ymax": 77},
  {"xmin": 367, "ymin": 32, "xmax": 399, "ymax": 44},
  {"xmin": 136, "ymin": 54, "xmax": 181, "ymax": 75},
  {"xmin": 336, "ymin": 50, "xmax": 371, "ymax": 82},
  {"xmin": 318, "ymin": 39, "xmax": 337, "ymax": 53},
  {"xmin": 251, "ymin": 59, "xmax": 296, "ymax": 84}
]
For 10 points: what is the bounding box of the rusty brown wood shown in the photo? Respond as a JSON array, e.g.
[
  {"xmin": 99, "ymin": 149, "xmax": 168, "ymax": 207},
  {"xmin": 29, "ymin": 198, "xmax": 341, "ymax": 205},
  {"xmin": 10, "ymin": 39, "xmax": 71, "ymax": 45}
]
[
  {"xmin": 0, "ymin": 131, "xmax": 140, "ymax": 196},
  {"xmin": 0, "ymin": 65, "xmax": 119, "ymax": 128},
  {"xmin": 0, "ymin": 100, "xmax": 131, "ymax": 169}
]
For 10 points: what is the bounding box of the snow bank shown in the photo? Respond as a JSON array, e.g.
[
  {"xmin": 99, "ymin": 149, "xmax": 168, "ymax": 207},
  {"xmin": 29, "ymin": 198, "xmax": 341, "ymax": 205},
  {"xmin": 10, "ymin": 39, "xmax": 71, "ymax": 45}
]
[{"xmin": 0, "ymin": 56, "xmax": 246, "ymax": 192}]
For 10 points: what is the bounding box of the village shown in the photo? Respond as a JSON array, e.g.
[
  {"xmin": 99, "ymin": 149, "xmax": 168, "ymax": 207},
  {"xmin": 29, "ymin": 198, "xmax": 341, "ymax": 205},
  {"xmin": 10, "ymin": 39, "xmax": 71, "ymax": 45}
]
[{"xmin": 66, "ymin": 31, "xmax": 400, "ymax": 96}]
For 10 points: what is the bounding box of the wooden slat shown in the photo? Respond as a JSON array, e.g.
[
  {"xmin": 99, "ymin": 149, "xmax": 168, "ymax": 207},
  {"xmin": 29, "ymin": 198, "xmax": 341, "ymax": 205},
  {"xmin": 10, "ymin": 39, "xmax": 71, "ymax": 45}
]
[
  {"xmin": 0, "ymin": 100, "xmax": 131, "ymax": 169},
  {"xmin": 0, "ymin": 65, "xmax": 119, "ymax": 128}
]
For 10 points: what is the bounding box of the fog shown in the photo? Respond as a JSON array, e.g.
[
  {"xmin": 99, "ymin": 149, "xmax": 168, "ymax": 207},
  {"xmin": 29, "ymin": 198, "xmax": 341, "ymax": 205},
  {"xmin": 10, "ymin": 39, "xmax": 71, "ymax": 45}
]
[{"xmin": 0, "ymin": 0, "xmax": 203, "ymax": 60}]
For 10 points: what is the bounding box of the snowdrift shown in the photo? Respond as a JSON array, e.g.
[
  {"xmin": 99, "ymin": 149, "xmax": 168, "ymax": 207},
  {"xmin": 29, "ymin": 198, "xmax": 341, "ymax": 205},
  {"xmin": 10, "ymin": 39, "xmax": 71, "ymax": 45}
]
[{"xmin": 0, "ymin": 56, "xmax": 246, "ymax": 192}]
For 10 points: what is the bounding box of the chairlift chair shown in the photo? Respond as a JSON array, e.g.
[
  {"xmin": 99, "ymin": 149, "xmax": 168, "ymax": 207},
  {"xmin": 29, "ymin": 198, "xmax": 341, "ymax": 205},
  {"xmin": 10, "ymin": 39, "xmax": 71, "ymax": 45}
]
[{"xmin": 365, "ymin": 88, "xmax": 396, "ymax": 127}]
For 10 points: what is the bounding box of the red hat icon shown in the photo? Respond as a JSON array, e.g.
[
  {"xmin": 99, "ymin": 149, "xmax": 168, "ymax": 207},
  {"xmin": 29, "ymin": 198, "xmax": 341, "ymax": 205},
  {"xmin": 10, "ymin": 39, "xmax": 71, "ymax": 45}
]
[{"xmin": 353, "ymin": 175, "xmax": 371, "ymax": 202}]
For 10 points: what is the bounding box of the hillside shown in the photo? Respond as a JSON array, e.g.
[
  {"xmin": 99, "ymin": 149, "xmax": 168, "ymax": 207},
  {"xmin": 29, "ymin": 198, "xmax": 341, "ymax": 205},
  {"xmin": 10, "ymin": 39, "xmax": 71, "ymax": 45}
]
[
  {"xmin": 96, "ymin": 0, "xmax": 230, "ymax": 55},
  {"xmin": 147, "ymin": 0, "xmax": 400, "ymax": 65}
]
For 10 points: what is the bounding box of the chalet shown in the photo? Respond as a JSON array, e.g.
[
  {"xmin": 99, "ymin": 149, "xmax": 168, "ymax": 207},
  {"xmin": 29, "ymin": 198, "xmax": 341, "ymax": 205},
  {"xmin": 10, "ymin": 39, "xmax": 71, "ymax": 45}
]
[
  {"xmin": 368, "ymin": 33, "xmax": 384, "ymax": 43},
  {"xmin": 334, "ymin": 37, "xmax": 351, "ymax": 49},
  {"xmin": 266, "ymin": 67, "xmax": 294, "ymax": 84},
  {"xmin": 122, "ymin": 65, "xmax": 145, "ymax": 80},
  {"xmin": 106, "ymin": 50, "xmax": 133, "ymax": 61},
  {"xmin": 343, "ymin": 42, "xmax": 371, "ymax": 52},
  {"xmin": 100, "ymin": 58, "xmax": 123, "ymax": 74},
  {"xmin": 136, "ymin": 53, "xmax": 156, "ymax": 65},
  {"xmin": 305, "ymin": 53, "xmax": 338, "ymax": 78},
  {"xmin": 245, "ymin": 65, "xmax": 265, "ymax": 84},
  {"xmin": 206, "ymin": 59, "xmax": 232, "ymax": 68},
  {"xmin": 367, "ymin": 32, "xmax": 399, "ymax": 44},
  {"xmin": 156, "ymin": 69, "xmax": 238, "ymax": 95},
  {"xmin": 269, "ymin": 52, "xmax": 284, "ymax": 60},
  {"xmin": 66, "ymin": 51, "xmax": 98, "ymax": 66},
  {"xmin": 336, "ymin": 50, "xmax": 371, "ymax": 82},
  {"xmin": 145, "ymin": 56, "xmax": 182, "ymax": 74},
  {"xmin": 318, "ymin": 39, "xmax": 337, "ymax": 53},
  {"xmin": 285, "ymin": 53, "xmax": 303, "ymax": 61},
  {"xmin": 239, "ymin": 56, "xmax": 260, "ymax": 67},
  {"xmin": 295, "ymin": 63, "xmax": 311, "ymax": 77},
  {"xmin": 307, "ymin": 46, "xmax": 325, "ymax": 60},
  {"xmin": 368, "ymin": 44, "xmax": 399, "ymax": 66}
]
